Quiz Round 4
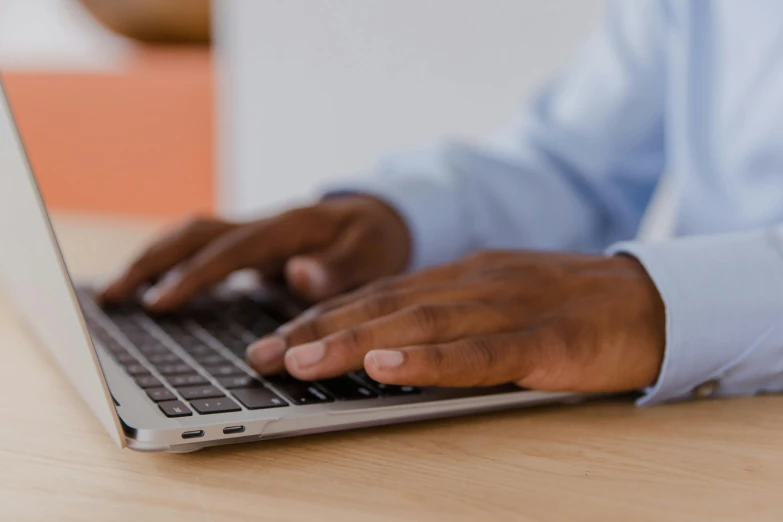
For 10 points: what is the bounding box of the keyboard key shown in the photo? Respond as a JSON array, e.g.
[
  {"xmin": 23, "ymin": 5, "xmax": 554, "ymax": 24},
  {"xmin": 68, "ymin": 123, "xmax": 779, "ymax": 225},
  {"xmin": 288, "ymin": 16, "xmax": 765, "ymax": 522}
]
[
  {"xmin": 190, "ymin": 397, "xmax": 241, "ymax": 414},
  {"xmin": 192, "ymin": 354, "xmax": 226, "ymax": 366},
  {"xmin": 231, "ymin": 388, "xmax": 288, "ymax": 410},
  {"xmin": 266, "ymin": 374, "xmax": 333, "ymax": 405},
  {"xmin": 222, "ymin": 338, "xmax": 251, "ymax": 358},
  {"xmin": 374, "ymin": 383, "xmax": 420, "ymax": 396},
  {"xmin": 136, "ymin": 375, "xmax": 164, "ymax": 389},
  {"xmin": 352, "ymin": 371, "xmax": 421, "ymax": 397},
  {"xmin": 146, "ymin": 387, "xmax": 177, "ymax": 402},
  {"xmin": 203, "ymin": 365, "xmax": 246, "ymax": 377},
  {"xmin": 136, "ymin": 344, "xmax": 170, "ymax": 356},
  {"xmin": 159, "ymin": 400, "xmax": 192, "ymax": 417},
  {"xmin": 218, "ymin": 375, "xmax": 260, "ymax": 389},
  {"xmin": 181, "ymin": 344, "xmax": 214, "ymax": 357},
  {"xmin": 178, "ymin": 385, "xmax": 225, "ymax": 400},
  {"xmin": 230, "ymin": 299, "xmax": 283, "ymax": 336},
  {"xmin": 208, "ymin": 331, "xmax": 250, "ymax": 357},
  {"xmin": 158, "ymin": 322, "xmax": 211, "ymax": 351},
  {"xmin": 125, "ymin": 364, "xmax": 149, "ymax": 376},
  {"xmin": 115, "ymin": 352, "xmax": 138, "ymax": 365},
  {"xmin": 317, "ymin": 377, "xmax": 379, "ymax": 401},
  {"xmin": 114, "ymin": 322, "xmax": 165, "ymax": 353},
  {"xmin": 168, "ymin": 374, "xmax": 209, "ymax": 387},
  {"xmin": 148, "ymin": 353, "xmax": 183, "ymax": 365},
  {"xmin": 157, "ymin": 363, "xmax": 194, "ymax": 376},
  {"xmin": 244, "ymin": 316, "xmax": 280, "ymax": 338}
]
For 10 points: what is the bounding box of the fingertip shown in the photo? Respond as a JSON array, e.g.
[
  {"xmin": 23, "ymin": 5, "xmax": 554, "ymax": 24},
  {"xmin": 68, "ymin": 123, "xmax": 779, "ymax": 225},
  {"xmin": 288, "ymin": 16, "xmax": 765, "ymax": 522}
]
[
  {"xmin": 139, "ymin": 269, "xmax": 187, "ymax": 311},
  {"xmin": 286, "ymin": 257, "xmax": 332, "ymax": 300},
  {"xmin": 97, "ymin": 286, "xmax": 120, "ymax": 304},
  {"xmin": 140, "ymin": 285, "xmax": 166, "ymax": 309},
  {"xmin": 246, "ymin": 335, "xmax": 288, "ymax": 374},
  {"xmin": 365, "ymin": 349, "xmax": 407, "ymax": 383},
  {"xmin": 98, "ymin": 276, "xmax": 130, "ymax": 303}
]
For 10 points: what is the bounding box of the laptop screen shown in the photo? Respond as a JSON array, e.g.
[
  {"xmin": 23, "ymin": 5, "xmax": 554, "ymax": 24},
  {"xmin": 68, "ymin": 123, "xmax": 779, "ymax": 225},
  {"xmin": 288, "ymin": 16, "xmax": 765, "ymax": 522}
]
[{"xmin": 0, "ymin": 77, "xmax": 125, "ymax": 448}]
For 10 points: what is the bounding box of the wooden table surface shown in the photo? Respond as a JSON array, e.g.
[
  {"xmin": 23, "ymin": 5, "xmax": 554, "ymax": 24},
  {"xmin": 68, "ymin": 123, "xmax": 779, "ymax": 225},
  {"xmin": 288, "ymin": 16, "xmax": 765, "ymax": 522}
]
[{"xmin": 2, "ymin": 215, "xmax": 783, "ymax": 522}]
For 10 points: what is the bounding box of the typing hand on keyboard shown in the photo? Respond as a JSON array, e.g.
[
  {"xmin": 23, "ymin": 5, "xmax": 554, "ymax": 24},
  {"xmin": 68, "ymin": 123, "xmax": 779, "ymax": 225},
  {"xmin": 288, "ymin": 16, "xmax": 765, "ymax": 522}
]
[
  {"xmin": 99, "ymin": 196, "xmax": 410, "ymax": 311},
  {"xmin": 246, "ymin": 251, "xmax": 666, "ymax": 396},
  {"xmin": 82, "ymin": 293, "xmax": 421, "ymax": 418}
]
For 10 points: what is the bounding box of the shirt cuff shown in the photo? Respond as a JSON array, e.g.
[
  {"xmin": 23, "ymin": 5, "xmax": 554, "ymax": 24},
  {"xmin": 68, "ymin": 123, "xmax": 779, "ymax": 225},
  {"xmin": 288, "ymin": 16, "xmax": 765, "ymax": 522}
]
[
  {"xmin": 322, "ymin": 174, "xmax": 472, "ymax": 271},
  {"xmin": 609, "ymin": 230, "xmax": 783, "ymax": 406}
]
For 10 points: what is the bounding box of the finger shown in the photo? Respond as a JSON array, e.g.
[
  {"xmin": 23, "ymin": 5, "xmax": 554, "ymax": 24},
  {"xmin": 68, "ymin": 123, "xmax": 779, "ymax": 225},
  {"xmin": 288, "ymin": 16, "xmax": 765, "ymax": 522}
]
[
  {"xmin": 248, "ymin": 304, "xmax": 452, "ymax": 377},
  {"xmin": 363, "ymin": 328, "xmax": 564, "ymax": 388},
  {"xmin": 268, "ymin": 302, "xmax": 516, "ymax": 380},
  {"xmin": 101, "ymin": 216, "xmax": 235, "ymax": 302},
  {"xmin": 277, "ymin": 280, "xmax": 508, "ymax": 350},
  {"xmin": 310, "ymin": 263, "xmax": 467, "ymax": 316},
  {"xmin": 141, "ymin": 225, "xmax": 269, "ymax": 311},
  {"xmin": 284, "ymin": 225, "xmax": 375, "ymax": 302},
  {"xmin": 144, "ymin": 209, "xmax": 334, "ymax": 311},
  {"xmin": 247, "ymin": 303, "xmax": 519, "ymax": 379}
]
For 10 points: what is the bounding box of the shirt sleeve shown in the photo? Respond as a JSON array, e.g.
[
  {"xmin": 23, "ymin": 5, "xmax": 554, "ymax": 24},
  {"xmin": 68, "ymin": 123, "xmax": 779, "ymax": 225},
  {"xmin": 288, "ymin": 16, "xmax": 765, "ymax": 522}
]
[
  {"xmin": 324, "ymin": 0, "xmax": 670, "ymax": 270},
  {"xmin": 610, "ymin": 229, "xmax": 783, "ymax": 405}
]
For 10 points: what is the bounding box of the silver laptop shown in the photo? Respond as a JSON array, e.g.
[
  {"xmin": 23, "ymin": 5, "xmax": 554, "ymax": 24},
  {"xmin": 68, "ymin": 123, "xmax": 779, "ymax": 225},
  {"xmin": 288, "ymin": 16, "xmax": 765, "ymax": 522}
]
[{"xmin": 0, "ymin": 79, "xmax": 583, "ymax": 452}]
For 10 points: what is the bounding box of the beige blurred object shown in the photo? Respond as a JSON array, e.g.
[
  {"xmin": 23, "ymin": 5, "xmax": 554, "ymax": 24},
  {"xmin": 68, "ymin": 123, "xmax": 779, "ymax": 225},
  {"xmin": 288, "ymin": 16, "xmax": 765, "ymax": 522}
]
[{"xmin": 77, "ymin": 0, "xmax": 211, "ymax": 44}]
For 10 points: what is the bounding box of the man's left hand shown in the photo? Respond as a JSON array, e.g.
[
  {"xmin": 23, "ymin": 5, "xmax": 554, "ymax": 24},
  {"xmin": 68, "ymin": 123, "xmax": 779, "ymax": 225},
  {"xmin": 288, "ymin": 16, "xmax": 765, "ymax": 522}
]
[{"xmin": 246, "ymin": 251, "xmax": 666, "ymax": 393}]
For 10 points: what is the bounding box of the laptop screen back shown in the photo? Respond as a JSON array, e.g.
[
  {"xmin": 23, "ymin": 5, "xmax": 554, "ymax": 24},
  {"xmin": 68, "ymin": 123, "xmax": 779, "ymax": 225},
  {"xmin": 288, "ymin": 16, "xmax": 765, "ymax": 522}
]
[{"xmin": 0, "ymin": 78, "xmax": 125, "ymax": 448}]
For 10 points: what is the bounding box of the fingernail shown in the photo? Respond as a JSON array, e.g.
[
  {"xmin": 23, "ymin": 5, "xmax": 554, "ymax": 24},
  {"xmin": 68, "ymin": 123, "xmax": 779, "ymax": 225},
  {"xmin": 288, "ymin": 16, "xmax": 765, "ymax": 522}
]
[
  {"xmin": 289, "ymin": 257, "xmax": 330, "ymax": 295},
  {"xmin": 142, "ymin": 270, "xmax": 182, "ymax": 306},
  {"xmin": 286, "ymin": 341, "xmax": 326, "ymax": 370},
  {"xmin": 368, "ymin": 350, "xmax": 405, "ymax": 370},
  {"xmin": 246, "ymin": 336, "xmax": 287, "ymax": 368},
  {"xmin": 141, "ymin": 286, "xmax": 163, "ymax": 307}
]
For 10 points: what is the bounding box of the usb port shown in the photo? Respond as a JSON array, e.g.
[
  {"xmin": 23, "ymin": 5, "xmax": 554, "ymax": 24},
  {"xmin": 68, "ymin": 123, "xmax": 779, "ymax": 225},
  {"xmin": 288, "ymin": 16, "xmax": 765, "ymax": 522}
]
[
  {"xmin": 223, "ymin": 426, "xmax": 245, "ymax": 435},
  {"xmin": 181, "ymin": 430, "xmax": 205, "ymax": 439}
]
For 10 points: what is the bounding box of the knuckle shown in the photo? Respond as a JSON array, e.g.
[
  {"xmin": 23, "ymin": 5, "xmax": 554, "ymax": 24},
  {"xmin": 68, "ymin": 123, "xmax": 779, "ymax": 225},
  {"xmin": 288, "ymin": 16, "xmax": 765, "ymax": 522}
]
[
  {"xmin": 285, "ymin": 318, "xmax": 324, "ymax": 345},
  {"xmin": 460, "ymin": 338, "xmax": 497, "ymax": 385},
  {"xmin": 426, "ymin": 345, "xmax": 447, "ymax": 372},
  {"xmin": 406, "ymin": 304, "xmax": 447, "ymax": 337},
  {"xmin": 363, "ymin": 275, "xmax": 402, "ymax": 295},
  {"xmin": 281, "ymin": 205, "xmax": 324, "ymax": 227},
  {"xmin": 332, "ymin": 327, "xmax": 365, "ymax": 353},
  {"xmin": 178, "ymin": 214, "xmax": 213, "ymax": 233},
  {"xmin": 362, "ymin": 294, "xmax": 397, "ymax": 317}
]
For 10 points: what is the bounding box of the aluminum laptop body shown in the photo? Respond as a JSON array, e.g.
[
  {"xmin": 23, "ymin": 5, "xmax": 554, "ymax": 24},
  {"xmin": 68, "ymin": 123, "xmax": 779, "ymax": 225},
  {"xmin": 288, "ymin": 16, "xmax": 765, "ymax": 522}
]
[{"xmin": 0, "ymin": 80, "xmax": 583, "ymax": 452}]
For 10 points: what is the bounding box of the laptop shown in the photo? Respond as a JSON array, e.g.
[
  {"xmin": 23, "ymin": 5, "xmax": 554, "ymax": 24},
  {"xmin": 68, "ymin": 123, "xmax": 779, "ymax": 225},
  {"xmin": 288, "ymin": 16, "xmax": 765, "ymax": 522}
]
[{"xmin": 0, "ymin": 79, "xmax": 584, "ymax": 452}]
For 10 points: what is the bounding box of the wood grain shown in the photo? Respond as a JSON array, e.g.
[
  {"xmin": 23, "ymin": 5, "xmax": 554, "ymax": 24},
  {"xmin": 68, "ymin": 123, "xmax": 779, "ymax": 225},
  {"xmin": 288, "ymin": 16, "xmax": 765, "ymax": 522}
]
[{"xmin": 1, "ymin": 215, "xmax": 782, "ymax": 522}]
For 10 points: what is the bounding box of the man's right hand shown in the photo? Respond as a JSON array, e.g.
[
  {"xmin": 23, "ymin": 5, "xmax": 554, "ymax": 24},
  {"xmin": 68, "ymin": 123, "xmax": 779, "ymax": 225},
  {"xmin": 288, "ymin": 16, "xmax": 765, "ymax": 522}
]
[{"xmin": 100, "ymin": 196, "xmax": 412, "ymax": 311}]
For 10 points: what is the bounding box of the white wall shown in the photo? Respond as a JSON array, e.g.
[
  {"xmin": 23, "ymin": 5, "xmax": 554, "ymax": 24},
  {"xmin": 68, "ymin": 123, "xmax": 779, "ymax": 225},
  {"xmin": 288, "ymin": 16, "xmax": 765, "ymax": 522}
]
[{"xmin": 216, "ymin": 0, "xmax": 606, "ymax": 217}]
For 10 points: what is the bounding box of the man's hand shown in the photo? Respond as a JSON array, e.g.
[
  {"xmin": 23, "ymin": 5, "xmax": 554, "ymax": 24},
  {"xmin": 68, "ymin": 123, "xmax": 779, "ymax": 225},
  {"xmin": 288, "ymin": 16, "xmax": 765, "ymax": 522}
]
[
  {"xmin": 101, "ymin": 196, "xmax": 411, "ymax": 310},
  {"xmin": 247, "ymin": 251, "xmax": 666, "ymax": 392}
]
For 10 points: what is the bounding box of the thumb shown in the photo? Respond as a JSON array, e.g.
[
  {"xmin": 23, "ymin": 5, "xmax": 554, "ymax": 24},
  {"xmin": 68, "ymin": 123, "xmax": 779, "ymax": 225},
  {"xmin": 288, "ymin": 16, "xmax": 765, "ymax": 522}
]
[{"xmin": 285, "ymin": 227, "xmax": 372, "ymax": 301}]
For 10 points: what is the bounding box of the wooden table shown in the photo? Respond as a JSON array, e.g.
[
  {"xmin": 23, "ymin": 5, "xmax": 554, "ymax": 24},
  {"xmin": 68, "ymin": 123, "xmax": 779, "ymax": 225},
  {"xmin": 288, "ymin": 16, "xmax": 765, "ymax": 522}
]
[{"xmin": 2, "ymin": 215, "xmax": 783, "ymax": 522}]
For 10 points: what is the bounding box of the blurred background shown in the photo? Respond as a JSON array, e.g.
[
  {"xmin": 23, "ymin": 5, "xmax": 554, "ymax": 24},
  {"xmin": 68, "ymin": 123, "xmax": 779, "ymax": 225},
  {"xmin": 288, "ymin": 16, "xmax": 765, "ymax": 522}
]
[{"xmin": 0, "ymin": 0, "xmax": 605, "ymax": 219}]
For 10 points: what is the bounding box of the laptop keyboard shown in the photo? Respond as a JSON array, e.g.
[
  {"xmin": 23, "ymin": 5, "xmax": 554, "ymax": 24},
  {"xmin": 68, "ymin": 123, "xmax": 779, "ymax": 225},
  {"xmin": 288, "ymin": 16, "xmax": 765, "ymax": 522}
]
[{"xmin": 77, "ymin": 291, "xmax": 420, "ymax": 418}]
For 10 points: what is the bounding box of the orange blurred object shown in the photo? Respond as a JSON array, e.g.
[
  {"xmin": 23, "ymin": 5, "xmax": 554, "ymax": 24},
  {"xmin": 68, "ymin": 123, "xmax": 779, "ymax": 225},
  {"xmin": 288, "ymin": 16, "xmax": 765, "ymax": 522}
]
[{"xmin": 3, "ymin": 48, "xmax": 214, "ymax": 218}]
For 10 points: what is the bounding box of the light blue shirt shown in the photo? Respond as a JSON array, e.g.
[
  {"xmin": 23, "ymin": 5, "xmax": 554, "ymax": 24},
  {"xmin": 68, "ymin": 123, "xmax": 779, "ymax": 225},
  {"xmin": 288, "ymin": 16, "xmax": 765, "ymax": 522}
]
[{"xmin": 330, "ymin": 0, "xmax": 783, "ymax": 405}]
